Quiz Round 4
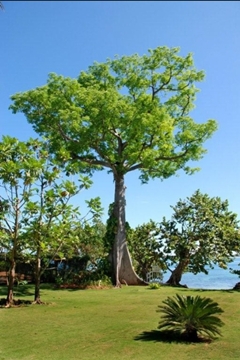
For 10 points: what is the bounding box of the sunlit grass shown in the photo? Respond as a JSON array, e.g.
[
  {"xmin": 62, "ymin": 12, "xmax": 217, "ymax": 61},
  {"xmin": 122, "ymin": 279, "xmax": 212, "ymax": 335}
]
[{"xmin": 0, "ymin": 285, "xmax": 239, "ymax": 360}]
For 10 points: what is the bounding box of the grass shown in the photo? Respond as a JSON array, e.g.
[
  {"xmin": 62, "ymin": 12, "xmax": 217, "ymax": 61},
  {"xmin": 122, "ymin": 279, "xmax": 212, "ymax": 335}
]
[{"xmin": 0, "ymin": 284, "xmax": 239, "ymax": 360}]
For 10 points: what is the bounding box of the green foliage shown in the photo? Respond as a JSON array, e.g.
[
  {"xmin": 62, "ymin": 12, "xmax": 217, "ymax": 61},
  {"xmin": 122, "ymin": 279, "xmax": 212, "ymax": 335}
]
[
  {"xmin": 69, "ymin": 220, "xmax": 106, "ymax": 269},
  {"xmin": 0, "ymin": 260, "xmax": 8, "ymax": 271},
  {"xmin": 81, "ymin": 274, "xmax": 113, "ymax": 288},
  {"xmin": 230, "ymin": 268, "xmax": 240, "ymax": 278},
  {"xmin": 103, "ymin": 202, "xmax": 117, "ymax": 252},
  {"xmin": 17, "ymin": 280, "xmax": 28, "ymax": 286},
  {"xmin": 10, "ymin": 47, "xmax": 218, "ymax": 284},
  {"xmin": 157, "ymin": 294, "xmax": 224, "ymax": 341},
  {"xmin": 148, "ymin": 282, "xmax": 161, "ymax": 289},
  {"xmin": 10, "ymin": 46, "xmax": 217, "ymax": 183},
  {"xmin": 158, "ymin": 190, "xmax": 240, "ymax": 284},
  {"xmin": 0, "ymin": 136, "xmax": 47, "ymax": 302},
  {"xmin": 0, "ymin": 136, "xmax": 104, "ymax": 301},
  {"xmin": 128, "ymin": 220, "xmax": 164, "ymax": 280}
]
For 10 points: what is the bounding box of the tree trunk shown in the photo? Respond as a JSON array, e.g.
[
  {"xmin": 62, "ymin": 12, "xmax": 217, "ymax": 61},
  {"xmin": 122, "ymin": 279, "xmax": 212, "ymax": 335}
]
[
  {"xmin": 113, "ymin": 174, "xmax": 147, "ymax": 286},
  {"xmin": 34, "ymin": 248, "xmax": 42, "ymax": 303},
  {"xmin": 166, "ymin": 259, "xmax": 189, "ymax": 286},
  {"xmin": 6, "ymin": 196, "xmax": 20, "ymax": 305},
  {"xmin": 6, "ymin": 258, "xmax": 16, "ymax": 305},
  {"xmin": 184, "ymin": 327, "xmax": 198, "ymax": 342}
]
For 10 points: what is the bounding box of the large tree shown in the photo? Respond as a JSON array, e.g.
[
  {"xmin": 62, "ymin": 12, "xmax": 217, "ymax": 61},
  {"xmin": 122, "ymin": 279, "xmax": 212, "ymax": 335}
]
[
  {"xmin": 159, "ymin": 190, "xmax": 240, "ymax": 286},
  {"xmin": 10, "ymin": 46, "xmax": 217, "ymax": 286}
]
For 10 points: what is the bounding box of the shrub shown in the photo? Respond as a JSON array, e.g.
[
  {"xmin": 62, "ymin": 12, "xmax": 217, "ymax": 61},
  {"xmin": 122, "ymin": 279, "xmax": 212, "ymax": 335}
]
[
  {"xmin": 157, "ymin": 294, "xmax": 224, "ymax": 341},
  {"xmin": 148, "ymin": 282, "xmax": 161, "ymax": 289},
  {"xmin": 82, "ymin": 275, "xmax": 113, "ymax": 288}
]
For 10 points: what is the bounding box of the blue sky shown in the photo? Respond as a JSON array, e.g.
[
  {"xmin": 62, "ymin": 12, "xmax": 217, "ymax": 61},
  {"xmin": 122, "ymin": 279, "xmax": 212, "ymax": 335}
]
[{"xmin": 1, "ymin": 1, "xmax": 240, "ymax": 227}]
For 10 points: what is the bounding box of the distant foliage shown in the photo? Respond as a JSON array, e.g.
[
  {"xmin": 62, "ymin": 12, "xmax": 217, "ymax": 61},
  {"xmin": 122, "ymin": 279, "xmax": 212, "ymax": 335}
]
[{"xmin": 128, "ymin": 220, "xmax": 164, "ymax": 280}]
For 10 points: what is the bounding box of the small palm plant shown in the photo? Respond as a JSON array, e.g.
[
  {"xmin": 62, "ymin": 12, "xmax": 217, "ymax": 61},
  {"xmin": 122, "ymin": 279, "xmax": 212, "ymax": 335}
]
[{"xmin": 157, "ymin": 294, "xmax": 224, "ymax": 341}]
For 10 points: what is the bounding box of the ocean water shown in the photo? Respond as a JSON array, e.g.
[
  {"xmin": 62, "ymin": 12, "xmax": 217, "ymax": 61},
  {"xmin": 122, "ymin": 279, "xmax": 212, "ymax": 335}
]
[{"xmin": 162, "ymin": 257, "xmax": 240, "ymax": 290}]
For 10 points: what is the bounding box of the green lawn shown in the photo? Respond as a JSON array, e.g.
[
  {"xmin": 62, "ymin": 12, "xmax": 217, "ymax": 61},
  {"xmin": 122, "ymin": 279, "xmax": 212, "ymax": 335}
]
[{"xmin": 0, "ymin": 284, "xmax": 239, "ymax": 360}]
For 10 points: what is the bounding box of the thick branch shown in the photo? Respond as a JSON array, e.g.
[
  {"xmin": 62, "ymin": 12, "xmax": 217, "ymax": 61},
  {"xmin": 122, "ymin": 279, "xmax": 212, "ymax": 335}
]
[
  {"xmin": 57, "ymin": 123, "xmax": 80, "ymax": 144},
  {"xmin": 91, "ymin": 143, "xmax": 114, "ymax": 167},
  {"xmin": 109, "ymin": 128, "xmax": 121, "ymax": 139},
  {"xmin": 70, "ymin": 152, "xmax": 112, "ymax": 169},
  {"xmin": 127, "ymin": 147, "xmax": 190, "ymax": 173},
  {"xmin": 54, "ymin": 121, "xmax": 114, "ymax": 170}
]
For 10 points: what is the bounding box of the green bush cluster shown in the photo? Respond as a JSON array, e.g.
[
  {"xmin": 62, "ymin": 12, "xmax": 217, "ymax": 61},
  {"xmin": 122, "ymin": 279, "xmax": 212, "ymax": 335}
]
[{"xmin": 148, "ymin": 282, "xmax": 161, "ymax": 289}]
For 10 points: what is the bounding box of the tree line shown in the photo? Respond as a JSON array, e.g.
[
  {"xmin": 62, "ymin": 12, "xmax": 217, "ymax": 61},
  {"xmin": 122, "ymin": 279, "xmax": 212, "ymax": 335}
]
[{"xmin": 1, "ymin": 46, "xmax": 239, "ymax": 305}]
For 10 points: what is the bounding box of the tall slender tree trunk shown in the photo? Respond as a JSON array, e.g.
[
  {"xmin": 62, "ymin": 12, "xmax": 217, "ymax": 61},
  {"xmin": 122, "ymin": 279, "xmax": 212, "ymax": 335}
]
[
  {"xmin": 34, "ymin": 247, "xmax": 42, "ymax": 303},
  {"xmin": 34, "ymin": 179, "xmax": 44, "ymax": 303},
  {"xmin": 113, "ymin": 174, "xmax": 147, "ymax": 286},
  {"xmin": 6, "ymin": 258, "xmax": 16, "ymax": 305},
  {"xmin": 7, "ymin": 196, "xmax": 19, "ymax": 306}
]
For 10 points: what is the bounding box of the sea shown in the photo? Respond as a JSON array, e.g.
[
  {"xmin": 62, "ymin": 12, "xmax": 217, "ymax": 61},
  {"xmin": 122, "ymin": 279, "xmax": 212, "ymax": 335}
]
[{"xmin": 162, "ymin": 257, "xmax": 240, "ymax": 290}]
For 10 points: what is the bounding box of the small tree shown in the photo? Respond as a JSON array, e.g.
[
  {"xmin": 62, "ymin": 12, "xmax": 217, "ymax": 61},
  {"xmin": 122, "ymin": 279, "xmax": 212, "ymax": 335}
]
[
  {"xmin": 128, "ymin": 220, "xmax": 164, "ymax": 280},
  {"xmin": 0, "ymin": 136, "xmax": 43, "ymax": 305},
  {"xmin": 159, "ymin": 190, "xmax": 240, "ymax": 286},
  {"xmin": 10, "ymin": 46, "xmax": 217, "ymax": 286},
  {"xmin": 157, "ymin": 294, "xmax": 224, "ymax": 342},
  {"xmin": 52, "ymin": 207, "xmax": 105, "ymax": 285},
  {"xmin": 0, "ymin": 136, "xmax": 102, "ymax": 304},
  {"xmin": 21, "ymin": 144, "xmax": 102, "ymax": 303}
]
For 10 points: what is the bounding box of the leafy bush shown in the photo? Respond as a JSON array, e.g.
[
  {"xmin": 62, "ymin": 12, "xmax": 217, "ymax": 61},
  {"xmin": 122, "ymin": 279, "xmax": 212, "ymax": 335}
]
[
  {"xmin": 148, "ymin": 282, "xmax": 161, "ymax": 289},
  {"xmin": 157, "ymin": 294, "xmax": 224, "ymax": 341},
  {"xmin": 54, "ymin": 265, "xmax": 113, "ymax": 288},
  {"xmin": 84, "ymin": 279, "xmax": 112, "ymax": 288}
]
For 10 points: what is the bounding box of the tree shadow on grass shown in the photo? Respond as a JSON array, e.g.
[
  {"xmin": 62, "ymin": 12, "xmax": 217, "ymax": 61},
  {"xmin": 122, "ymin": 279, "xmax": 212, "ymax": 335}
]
[
  {"xmin": 134, "ymin": 330, "xmax": 187, "ymax": 344},
  {"xmin": 0, "ymin": 285, "xmax": 34, "ymax": 297},
  {"xmin": 177, "ymin": 287, "xmax": 235, "ymax": 294},
  {"xmin": 14, "ymin": 286, "xmax": 35, "ymax": 297},
  {"xmin": 134, "ymin": 330, "xmax": 186, "ymax": 344},
  {"xmin": 50, "ymin": 284, "xmax": 112, "ymax": 291},
  {"xmin": 0, "ymin": 285, "xmax": 7, "ymax": 297},
  {"xmin": 134, "ymin": 330, "xmax": 211, "ymax": 344}
]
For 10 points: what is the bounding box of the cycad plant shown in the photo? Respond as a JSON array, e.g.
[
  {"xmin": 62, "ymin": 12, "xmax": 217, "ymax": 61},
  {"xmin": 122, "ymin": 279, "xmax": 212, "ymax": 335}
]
[{"xmin": 157, "ymin": 294, "xmax": 224, "ymax": 341}]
